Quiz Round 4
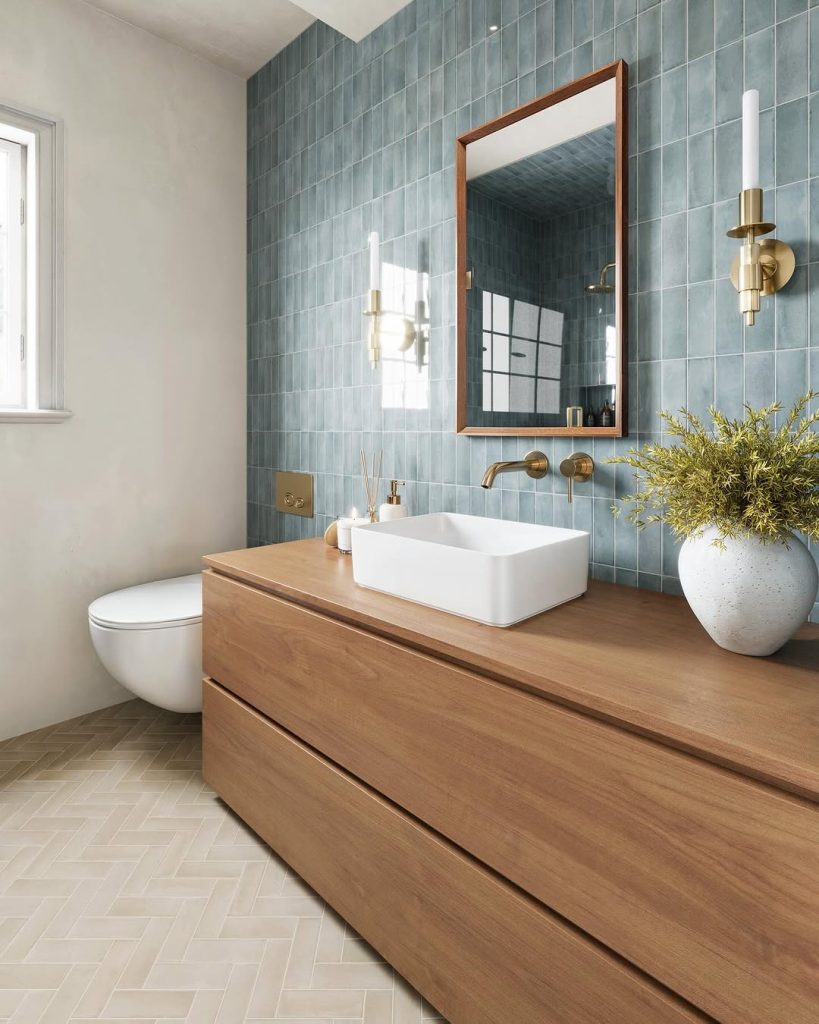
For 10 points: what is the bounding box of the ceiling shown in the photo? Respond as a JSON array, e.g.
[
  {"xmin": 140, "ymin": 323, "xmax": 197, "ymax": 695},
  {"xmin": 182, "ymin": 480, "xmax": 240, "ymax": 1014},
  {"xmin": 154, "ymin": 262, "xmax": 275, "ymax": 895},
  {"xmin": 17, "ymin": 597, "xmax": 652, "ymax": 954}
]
[
  {"xmin": 81, "ymin": 0, "xmax": 413, "ymax": 77},
  {"xmin": 470, "ymin": 126, "xmax": 616, "ymax": 221}
]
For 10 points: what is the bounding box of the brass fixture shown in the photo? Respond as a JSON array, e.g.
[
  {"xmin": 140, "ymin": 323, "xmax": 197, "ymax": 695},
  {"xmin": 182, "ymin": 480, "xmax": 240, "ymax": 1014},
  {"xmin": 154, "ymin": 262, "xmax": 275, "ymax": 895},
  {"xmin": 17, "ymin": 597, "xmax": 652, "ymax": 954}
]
[
  {"xmin": 481, "ymin": 450, "xmax": 549, "ymax": 489},
  {"xmin": 364, "ymin": 288, "xmax": 382, "ymax": 368},
  {"xmin": 363, "ymin": 291, "xmax": 429, "ymax": 370},
  {"xmin": 585, "ymin": 262, "xmax": 615, "ymax": 295},
  {"xmin": 275, "ymin": 471, "xmax": 314, "ymax": 518},
  {"xmin": 727, "ymin": 188, "xmax": 795, "ymax": 326},
  {"xmin": 559, "ymin": 452, "xmax": 594, "ymax": 504},
  {"xmin": 566, "ymin": 406, "xmax": 584, "ymax": 429}
]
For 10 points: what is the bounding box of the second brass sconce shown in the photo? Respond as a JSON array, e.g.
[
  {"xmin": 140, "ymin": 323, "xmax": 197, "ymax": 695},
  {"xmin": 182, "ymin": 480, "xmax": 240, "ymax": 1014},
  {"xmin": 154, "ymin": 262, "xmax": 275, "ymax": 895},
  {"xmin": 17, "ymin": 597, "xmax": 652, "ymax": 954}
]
[
  {"xmin": 727, "ymin": 189, "xmax": 795, "ymax": 327},
  {"xmin": 728, "ymin": 90, "xmax": 795, "ymax": 326}
]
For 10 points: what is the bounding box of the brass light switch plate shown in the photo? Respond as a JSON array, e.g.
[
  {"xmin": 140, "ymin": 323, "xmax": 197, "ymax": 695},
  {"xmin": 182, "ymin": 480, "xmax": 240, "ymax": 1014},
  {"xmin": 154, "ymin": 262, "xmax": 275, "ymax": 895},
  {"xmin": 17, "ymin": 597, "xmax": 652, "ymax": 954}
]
[{"xmin": 275, "ymin": 471, "xmax": 314, "ymax": 518}]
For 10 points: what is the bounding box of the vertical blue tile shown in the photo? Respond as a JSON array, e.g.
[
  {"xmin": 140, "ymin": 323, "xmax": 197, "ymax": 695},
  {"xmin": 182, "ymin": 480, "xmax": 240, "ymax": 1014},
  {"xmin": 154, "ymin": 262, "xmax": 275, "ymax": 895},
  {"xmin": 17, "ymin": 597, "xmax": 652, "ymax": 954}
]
[
  {"xmin": 746, "ymin": 27, "xmax": 775, "ymax": 110},
  {"xmin": 662, "ymin": 286, "xmax": 688, "ymax": 358},
  {"xmin": 637, "ymin": 148, "xmax": 661, "ymax": 220},
  {"xmin": 745, "ymin": 350, "xmax": 777, "ymax": 406},
  {"xmin": 662, "ymin": 212, "xmax": 687, "ymax": 287},
  {"xmin": 688, "ymin": 0, "xmax": 715, "ymax": 59},
  {"xmin": 687, "ymin": 356, "xmax": 715, "ymax": 418},
  {"xmin": 776, "ymin": 264, "xmax": 809, "ymax": 349},
  {"xmin": 637, "ymin": 4, "xmax": 661, "ymax": 81},
  {"xmin": 662, "ymin": 139, "xmax": 688, "ymax": 214},
  {"xmin": 688, "ymin": 281, "xmax": 715, "ymax": 356},
  {"xmin": 776, "ymin": 97, "xmax": 809, "ymax": 184},
  {"xmin": 776, "ymin": 13, "xmax": 809, "ymax": 103},
  {"xmin": 714, "ymin": 120, "xmax": 741, "ymax": 201},
  {"xmin": 662, "ymin": 357, "xmax": 687, "ymax": 414},
  {"xmin": 715, "ymin": 354, "xmax": 745, "ymax": 417},
  {"xmin": 662, "ymin": 65, "xmax": 687, "ymax": 142},
  {"xmin": 715, "ymin": 42, "xmax": 743, "ymax": 125},
  {"xmin": 687, "ymin": 54, "xmax": 715, "ymax": 134},
  {"xmin": 637, "ymin": 77, "xmax": 662, "ymax": 152},
  {"xmin": 716, "ymin": 0, "xmax": 743, "ymax": 46},
  {"xmin": 715, "ymin": 277, "xmax": 743, "ymax": 353},
  {"xmin": 661, "ymin": 0, "xmax": 686, "ymax": 71},
  {"xmin": 687, "ymin": 205, "xmax": 714, "ymax": 282},
  {"xmin": 776, "ymin": 347, "xmax": 810, "ymax": 413}
]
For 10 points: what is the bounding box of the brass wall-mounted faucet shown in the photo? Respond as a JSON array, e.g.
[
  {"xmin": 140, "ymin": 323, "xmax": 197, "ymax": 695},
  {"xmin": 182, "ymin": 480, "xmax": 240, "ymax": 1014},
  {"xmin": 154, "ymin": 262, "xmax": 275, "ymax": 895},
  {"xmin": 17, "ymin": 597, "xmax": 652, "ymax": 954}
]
[
  {"xmin": 481, "ymin": 450, "xmax": 549, "ymax": 489},
  {"xmin": 559, "ymin": 452, "xmax": 594, "ymax": 503}
]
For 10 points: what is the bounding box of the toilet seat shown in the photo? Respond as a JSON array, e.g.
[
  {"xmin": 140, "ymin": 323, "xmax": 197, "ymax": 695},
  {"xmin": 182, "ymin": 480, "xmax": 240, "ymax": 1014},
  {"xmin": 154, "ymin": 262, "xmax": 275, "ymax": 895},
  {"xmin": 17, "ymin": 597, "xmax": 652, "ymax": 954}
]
[{"xmin": 88, "ymin": 574, "xmax": 202, "ymax": 631}]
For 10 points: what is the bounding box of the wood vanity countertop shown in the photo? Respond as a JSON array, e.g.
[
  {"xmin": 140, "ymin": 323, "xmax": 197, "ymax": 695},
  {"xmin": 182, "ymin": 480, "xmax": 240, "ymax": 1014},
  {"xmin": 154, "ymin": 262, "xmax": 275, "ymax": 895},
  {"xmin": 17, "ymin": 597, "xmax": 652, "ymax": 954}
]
[{"xmin": 204, "ymin": 539, "xmax": 819, "ymax": 802}]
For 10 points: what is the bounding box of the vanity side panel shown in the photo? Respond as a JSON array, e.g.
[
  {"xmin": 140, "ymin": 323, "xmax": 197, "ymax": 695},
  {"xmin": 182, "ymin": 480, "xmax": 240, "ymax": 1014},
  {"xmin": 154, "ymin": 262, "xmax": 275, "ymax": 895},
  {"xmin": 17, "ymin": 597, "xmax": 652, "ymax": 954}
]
[
  {"xmin": 202, "ymin": 678, "xmax": 705, "ymax": 1024},
  {"xmin": 203, "ymin": 569, "xmax": 819, "ymax": 1024}
]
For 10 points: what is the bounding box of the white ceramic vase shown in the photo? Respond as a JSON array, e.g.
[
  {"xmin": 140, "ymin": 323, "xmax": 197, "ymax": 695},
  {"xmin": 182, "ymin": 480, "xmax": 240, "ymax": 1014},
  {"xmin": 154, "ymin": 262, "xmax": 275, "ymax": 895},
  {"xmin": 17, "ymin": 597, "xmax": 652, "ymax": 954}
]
[{"xmin": 678, "ymin": 526, "xmax": 818, "ymax": 657}]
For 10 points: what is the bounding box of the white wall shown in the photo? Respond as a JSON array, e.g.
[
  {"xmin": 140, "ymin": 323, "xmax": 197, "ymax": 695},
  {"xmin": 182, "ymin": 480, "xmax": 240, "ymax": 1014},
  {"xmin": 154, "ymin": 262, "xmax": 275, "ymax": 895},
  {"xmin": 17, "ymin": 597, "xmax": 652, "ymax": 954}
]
[{"xmin": 0, "ymin": 0, "xmax": 246, "ymax": 739}]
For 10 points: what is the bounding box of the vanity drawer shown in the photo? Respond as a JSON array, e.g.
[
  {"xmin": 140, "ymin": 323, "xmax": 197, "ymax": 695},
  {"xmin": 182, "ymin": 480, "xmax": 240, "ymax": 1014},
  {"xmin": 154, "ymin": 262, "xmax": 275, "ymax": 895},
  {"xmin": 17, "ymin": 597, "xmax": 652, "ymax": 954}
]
[
  {"xmin": 203, "ymin": 678, "xmax": 703, "ymax": 1024},
  {"xmin": 204, "ymin": 570, "xmax": 819, "ymax": 1024}
]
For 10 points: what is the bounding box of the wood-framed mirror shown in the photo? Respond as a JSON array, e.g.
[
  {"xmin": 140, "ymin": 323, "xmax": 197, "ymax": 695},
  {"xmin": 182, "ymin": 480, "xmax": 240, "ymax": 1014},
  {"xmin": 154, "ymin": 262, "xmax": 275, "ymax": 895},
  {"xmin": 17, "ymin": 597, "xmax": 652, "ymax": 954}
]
[{"xmin": 456, "ymin": 60, "xmax": 629, "ymax": 436}]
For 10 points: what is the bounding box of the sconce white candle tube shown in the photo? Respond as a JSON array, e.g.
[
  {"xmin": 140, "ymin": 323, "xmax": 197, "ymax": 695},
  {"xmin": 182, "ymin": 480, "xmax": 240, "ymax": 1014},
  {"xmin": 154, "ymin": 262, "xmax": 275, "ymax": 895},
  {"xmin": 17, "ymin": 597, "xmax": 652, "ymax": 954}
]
[
  {"xmin": 368, "ymin": 232, "xmax": 380, "ymax": 291},
  {"xmin": 742, "ymin": 89, "xmax": 759, "ymax": 191}
]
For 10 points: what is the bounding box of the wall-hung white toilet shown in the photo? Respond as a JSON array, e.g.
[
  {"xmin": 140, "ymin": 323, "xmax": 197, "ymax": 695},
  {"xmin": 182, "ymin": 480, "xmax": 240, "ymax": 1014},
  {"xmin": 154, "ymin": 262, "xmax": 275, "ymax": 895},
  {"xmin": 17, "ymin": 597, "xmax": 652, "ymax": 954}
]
[{"xmin": 88, "ymin": 574, "xmax": 203, "ymax": 713}]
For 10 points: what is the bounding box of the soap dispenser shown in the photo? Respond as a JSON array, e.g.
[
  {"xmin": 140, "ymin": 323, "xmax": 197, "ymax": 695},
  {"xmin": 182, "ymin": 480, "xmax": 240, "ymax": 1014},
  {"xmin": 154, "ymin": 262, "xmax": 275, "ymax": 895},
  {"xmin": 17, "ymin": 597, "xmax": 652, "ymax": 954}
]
[{"xmin": 379, "ymin": 480, "xmax": 408, "ymax": 522}]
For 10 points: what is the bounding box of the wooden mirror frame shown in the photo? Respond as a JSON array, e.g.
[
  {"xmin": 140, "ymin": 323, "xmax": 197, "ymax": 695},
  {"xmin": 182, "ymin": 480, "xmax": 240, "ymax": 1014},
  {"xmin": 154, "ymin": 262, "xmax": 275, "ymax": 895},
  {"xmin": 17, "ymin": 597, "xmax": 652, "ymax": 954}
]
[{"xmin": 455, "ymin": 60, "xmax": 629, "ymax": 437}]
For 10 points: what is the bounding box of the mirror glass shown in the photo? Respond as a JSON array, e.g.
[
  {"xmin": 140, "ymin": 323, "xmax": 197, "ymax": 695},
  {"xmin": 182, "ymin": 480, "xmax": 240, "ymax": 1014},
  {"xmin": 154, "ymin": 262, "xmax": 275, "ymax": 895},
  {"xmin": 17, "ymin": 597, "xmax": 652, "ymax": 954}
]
[{"xmin": 457, "ymin": 63, "xmax": 627, "ymax": 435}]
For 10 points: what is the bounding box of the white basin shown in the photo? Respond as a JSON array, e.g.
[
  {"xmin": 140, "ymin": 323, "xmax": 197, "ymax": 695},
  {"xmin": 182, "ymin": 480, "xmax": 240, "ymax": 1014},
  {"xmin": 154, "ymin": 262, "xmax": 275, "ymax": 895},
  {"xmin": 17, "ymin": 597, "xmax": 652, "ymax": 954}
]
[{"xmin": 351, "ymin": 512, "xmax": 589, "ymax": 627}]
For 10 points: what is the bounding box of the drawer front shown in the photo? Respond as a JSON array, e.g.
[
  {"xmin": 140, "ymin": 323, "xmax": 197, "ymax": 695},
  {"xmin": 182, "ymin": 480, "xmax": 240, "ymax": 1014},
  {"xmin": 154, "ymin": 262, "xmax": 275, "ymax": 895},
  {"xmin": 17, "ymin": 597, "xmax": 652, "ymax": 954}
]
[
  {"xmin": 204, "ymin": 570, "xmax": 819, "ymax": 1024},
  {"xmin": 203, "ymin": 679, "xmax": 703, "ymax": 1024}
]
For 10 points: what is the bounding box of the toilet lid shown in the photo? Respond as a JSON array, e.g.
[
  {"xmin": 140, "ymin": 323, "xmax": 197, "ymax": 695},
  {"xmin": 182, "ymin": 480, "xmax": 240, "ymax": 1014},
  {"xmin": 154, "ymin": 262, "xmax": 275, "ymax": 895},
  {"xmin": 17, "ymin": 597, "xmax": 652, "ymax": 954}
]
[{"xmin": 89, "ymin": 574, "xmax": 202, "ymax": 630}]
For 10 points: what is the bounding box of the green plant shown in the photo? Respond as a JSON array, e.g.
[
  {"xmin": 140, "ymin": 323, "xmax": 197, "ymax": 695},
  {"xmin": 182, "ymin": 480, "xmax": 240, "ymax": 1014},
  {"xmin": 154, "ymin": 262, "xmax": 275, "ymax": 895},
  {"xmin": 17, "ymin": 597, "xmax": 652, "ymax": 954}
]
[{"xmin": 608, "ymin": 392, "xmax": 819, "ymax": 543}]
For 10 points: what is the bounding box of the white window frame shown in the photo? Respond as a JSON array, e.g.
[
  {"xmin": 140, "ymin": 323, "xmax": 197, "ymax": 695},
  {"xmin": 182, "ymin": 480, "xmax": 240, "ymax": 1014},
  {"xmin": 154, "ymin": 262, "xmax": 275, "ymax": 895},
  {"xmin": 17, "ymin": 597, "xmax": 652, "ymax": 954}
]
[{"xmin": 0, "ymin": 103, "xmax": 67, "ymax": 422}]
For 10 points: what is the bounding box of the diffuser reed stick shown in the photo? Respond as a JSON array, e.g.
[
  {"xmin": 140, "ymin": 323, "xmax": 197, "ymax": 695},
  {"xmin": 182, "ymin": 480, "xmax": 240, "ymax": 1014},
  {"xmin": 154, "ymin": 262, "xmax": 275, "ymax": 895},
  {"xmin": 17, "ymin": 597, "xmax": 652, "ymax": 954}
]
[{"xmin": 360, "ymin": 448, "xmax": 383, "ymax": 523}]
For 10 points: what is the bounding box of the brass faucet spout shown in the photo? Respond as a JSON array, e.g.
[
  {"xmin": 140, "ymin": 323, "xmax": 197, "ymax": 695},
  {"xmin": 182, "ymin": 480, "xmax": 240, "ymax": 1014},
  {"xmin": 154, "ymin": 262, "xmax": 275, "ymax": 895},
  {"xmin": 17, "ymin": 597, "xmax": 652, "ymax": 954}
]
[{"xmin": 480, "ymin": 450, "xmax": 549, "ymax": 489}]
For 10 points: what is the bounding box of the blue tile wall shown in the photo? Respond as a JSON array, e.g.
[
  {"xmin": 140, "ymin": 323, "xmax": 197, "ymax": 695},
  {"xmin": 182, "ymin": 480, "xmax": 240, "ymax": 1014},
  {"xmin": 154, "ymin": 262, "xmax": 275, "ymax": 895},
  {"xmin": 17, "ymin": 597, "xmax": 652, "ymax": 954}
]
[{"xmin": 247, "ymin": 0, "xmax": 819, "ymax": 621}]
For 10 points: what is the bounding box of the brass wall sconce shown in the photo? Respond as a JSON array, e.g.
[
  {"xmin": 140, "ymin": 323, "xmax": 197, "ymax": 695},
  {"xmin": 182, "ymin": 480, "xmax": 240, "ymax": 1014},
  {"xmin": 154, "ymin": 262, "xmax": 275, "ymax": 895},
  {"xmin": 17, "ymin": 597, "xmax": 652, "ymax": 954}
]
[
  {"xmin": 364, "ymin": 286, "xmax": 381, "ymax": 368},
  {"xmin": 363, "ymin": 231, "xmax": 429, "ymax": 369},
  {"xmin": 727, "ymin": 189, "xmax": 795, "ymax": 327},
  {"xmin": 728, "ymin": 91, "xmax": 795, "ymax": 326}
]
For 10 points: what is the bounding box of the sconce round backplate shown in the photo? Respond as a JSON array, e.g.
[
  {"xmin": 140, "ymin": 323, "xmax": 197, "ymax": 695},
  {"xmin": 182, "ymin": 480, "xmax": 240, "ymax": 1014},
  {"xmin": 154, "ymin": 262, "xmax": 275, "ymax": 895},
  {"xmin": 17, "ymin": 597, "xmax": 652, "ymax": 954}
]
[{"xmin": 730, "ymin": 238, "xmax": 796, "ymax": 297}]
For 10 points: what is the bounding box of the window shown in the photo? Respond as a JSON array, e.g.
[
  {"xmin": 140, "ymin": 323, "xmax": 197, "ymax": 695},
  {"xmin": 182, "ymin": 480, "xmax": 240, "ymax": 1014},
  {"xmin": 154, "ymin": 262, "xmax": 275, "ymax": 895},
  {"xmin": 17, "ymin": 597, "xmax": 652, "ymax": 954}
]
[
  {"xmin": 0, "ymin": 136, "xmax": 24, "ymax": 407},
  {"xmin": 481, "ymin": 292, "xmax": 564, "ymax": 414},
  {"xmin": 0, "ymin": 106, "xmax": 65, "ymax": 420}
]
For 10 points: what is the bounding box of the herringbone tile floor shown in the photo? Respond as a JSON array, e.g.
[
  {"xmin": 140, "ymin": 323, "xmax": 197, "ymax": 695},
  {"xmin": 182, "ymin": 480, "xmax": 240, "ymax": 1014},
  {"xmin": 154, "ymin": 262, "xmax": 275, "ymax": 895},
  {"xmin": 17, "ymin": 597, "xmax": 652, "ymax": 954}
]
[{"xmin": 0, "ymin": 699, "xmax": 447, "ymax": 1023}]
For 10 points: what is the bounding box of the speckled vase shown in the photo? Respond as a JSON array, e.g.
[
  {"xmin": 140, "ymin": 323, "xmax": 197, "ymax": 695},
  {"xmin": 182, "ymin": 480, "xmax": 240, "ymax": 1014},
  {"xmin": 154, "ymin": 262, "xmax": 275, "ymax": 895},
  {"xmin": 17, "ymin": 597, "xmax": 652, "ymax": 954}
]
[{"xmin": 678, "ymin": 527, "xmax": 818, "ymax": 657}]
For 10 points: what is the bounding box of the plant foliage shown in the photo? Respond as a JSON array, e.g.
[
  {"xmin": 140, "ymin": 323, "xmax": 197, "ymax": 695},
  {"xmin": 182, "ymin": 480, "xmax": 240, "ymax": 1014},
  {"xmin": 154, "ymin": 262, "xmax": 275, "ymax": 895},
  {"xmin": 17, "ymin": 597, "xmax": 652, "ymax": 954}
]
[{"xmin": 608, "ymin": 393, "xmax": 819, "ymax": 543}]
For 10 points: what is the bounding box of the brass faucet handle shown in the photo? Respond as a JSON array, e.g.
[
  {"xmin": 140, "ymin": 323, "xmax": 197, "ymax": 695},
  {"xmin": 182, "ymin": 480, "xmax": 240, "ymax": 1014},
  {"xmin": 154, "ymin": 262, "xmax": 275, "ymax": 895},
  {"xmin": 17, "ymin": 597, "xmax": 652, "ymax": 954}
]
[{"xmin": 559, "ymin": 452, "xmax": 594, "ymax": 504}]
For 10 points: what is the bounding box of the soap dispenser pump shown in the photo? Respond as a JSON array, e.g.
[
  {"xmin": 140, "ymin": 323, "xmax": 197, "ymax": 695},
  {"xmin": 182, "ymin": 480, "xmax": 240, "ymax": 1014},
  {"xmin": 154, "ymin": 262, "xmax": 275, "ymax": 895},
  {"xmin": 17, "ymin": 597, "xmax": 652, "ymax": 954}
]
[{"xmin": 379, "ymin": 480, "xmax": 408, "ymax": 522}]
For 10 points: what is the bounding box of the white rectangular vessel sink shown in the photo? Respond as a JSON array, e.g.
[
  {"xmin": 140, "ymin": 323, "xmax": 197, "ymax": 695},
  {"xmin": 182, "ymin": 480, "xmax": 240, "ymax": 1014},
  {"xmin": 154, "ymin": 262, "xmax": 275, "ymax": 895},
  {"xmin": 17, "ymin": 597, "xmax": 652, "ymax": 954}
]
[{"xmin": 351, "ymin": 513, "xmax": 589, "ymax": 627}]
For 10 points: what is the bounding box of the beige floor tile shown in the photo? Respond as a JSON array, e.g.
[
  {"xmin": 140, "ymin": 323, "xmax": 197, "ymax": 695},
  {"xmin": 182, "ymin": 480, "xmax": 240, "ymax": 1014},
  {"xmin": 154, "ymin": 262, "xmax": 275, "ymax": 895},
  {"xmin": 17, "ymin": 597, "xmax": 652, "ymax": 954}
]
[
  {"xmin": 276, "ymin": 988, "xmax": 366, "ymax": 1019},
  {"xmin": 0, "ymin": 700, "xmax": 447, "ymax": 1023}
]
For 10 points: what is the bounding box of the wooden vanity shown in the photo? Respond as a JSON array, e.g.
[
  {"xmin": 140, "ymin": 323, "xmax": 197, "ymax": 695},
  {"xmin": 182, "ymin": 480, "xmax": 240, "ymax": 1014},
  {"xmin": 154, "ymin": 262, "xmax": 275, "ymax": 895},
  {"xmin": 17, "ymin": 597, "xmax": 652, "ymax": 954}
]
[{"xmin": 202, "ymin": 539, "xmax": 819, "ymax": 1024}]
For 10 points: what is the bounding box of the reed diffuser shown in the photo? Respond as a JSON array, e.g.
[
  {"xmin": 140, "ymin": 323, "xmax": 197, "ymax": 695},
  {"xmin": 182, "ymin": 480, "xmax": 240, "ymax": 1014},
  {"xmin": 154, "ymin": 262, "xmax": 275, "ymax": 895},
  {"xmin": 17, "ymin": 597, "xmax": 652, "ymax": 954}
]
[{"xmin": 360, "ymin": 448, "xmax": 383, "ymax": 523}]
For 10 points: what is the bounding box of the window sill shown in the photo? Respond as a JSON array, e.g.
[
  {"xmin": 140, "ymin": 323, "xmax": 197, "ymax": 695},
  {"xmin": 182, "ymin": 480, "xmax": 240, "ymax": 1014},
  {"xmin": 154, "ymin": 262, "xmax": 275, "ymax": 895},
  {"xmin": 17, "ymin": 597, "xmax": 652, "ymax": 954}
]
[{"xmin": 0, "ymin": 408, "xmax": 72, "ymax": 423}]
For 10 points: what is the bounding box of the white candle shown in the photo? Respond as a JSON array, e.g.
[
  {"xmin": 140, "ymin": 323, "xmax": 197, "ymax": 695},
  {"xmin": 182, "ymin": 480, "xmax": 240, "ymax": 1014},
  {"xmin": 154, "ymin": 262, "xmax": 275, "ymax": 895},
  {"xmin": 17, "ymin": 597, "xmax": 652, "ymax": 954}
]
[
  {"xmin": 336, "ymin": 509, "xmax": 370, "ymax": 554},
  {"xmin": 742, "ymin": 89, "xmax": 759, "ymax": 191},
  {"xmin": 368, "ymin": 232, "xmax": 380, "ymax": 291}
]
